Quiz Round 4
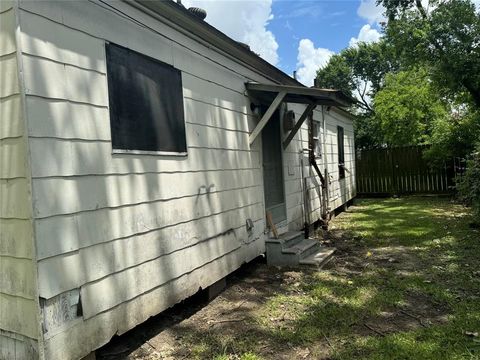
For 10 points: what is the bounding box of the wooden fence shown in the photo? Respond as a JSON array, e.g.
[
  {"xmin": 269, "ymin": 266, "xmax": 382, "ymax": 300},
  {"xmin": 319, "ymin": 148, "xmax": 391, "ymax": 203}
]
[{"xmin": 355, "ymin": 145, "xmax": 455, "ymax": 195}]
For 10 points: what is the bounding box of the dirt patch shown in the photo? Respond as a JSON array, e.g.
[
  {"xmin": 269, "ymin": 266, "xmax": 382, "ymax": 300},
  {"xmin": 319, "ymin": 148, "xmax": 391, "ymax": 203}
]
[
  {"xmin": 97, "ymin": 217, "xmax": 457, "ymax": 360},
  {"xmin": 97, "ymin": 260, "xmax": 307, "ymax": 359},
  {"xmin": 353, "ymin": 292, "xmax": 450, "ymax": 339}
]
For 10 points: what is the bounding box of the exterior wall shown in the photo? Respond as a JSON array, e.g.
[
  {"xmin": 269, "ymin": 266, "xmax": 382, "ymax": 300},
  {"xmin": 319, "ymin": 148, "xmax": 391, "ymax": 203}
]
[
  {"xmin": 10, "ymin": 1, "xmax": 356, "ymax": 359},
  {"xmin": 283, "ymin": 105, "xmax": 356, "ymax": 228},
  {"xmin": 324, "ymin": 108, "xmax": 356, "ymax": 211},
  {"xmin": 0, "ymin": 1, "xmax": 40, "ymax": 359},
  {"xmin": 15, "ymin": 1, "xmax": 307, "ymax": 359},
  {"xmin": 282, "ymin": 104, "xmax": 309, "ymax": 230}
]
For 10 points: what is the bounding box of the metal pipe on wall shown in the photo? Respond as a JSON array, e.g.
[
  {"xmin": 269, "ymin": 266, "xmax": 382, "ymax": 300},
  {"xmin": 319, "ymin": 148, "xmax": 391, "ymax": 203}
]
[{"xmin": 321, "ymin": 106, "xmax": 330, "ymax": 227}]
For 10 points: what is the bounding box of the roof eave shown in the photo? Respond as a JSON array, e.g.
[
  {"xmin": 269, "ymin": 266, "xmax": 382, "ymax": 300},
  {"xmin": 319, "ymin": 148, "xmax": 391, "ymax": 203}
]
[
  {"xmin": 245, "ymin": 82, "xmax": 354, "ymax": 108},
  {"xmin": 129, "ymin": 0, "xmax": 301, "ymax": 86}
]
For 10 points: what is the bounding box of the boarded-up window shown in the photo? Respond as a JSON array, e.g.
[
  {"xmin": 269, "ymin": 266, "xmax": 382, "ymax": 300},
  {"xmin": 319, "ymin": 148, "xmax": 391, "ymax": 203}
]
[
  {"xmin": 106, "ymin": 43, "xmax": 187, "ymax": 154},
  {"xmin": 337, "ymin": 126, "xmax": 345, "ymax": 179}
]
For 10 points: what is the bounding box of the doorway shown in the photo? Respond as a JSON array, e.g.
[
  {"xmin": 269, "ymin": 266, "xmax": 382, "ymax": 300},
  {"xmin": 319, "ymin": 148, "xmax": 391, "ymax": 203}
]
[{"xmin": 262, "ymin": 110, "xmax": 286, "ymax": 225}]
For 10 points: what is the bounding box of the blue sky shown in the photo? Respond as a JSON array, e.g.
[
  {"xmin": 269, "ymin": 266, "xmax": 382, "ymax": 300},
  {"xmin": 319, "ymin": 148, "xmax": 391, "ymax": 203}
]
[
  {"xmin": 182, "ymin": 0, "xmax": 385, "ymax": 85},
  {"xmin": 270, "ymin": 1, "xmax": 368, "ymax": 75},
  {"xmin": 181, "ymin": 0, "xmax": 480, "ymax": 85}
]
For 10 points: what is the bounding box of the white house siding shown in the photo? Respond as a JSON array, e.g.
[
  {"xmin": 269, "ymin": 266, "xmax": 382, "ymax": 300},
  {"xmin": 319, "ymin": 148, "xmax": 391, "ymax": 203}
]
[
  {"xmin": 15, "ymin": 1, "xmax": 309, "ymax": 359},
  {"xmin": 283, "ymin": 105, "xmax": 356, "ymax": 228},
  {"xmin": 3, "ymin": 1, "xmax": 357, "ymax": 358},
  {"xmin": 323, "ymin": 109, "xmax": 356, "ymax": 210},
  {"xmin": 0, "ymin": 1, "xmax": 40, "ymax": 359},
  {"xmin": 282, "ymin": 104, "xmax": 309, "ymax": 230}
]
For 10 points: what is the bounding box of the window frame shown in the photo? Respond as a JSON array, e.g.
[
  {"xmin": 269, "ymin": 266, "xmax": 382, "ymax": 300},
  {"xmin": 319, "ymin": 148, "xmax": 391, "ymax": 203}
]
[
  {"xmin": 312, "ymin": 120, "xmax": 322, "ymax": 159},
  {"xmin": 105, "ymin": 42, "xmax": 188, "ymax": 156},
  {"xmin": 337, "ymin": 125, "xmax": 346, "ymax": 179}
]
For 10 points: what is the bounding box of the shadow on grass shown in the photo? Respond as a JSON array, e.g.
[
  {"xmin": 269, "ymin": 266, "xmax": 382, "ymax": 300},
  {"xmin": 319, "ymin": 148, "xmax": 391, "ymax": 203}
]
[{"xmin": 99, "ymin": 197, "xmax": 480, "ymax": 360}]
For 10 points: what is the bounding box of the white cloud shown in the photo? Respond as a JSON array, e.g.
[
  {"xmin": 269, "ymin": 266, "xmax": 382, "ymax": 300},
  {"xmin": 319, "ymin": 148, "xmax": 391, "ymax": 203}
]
[
  {"xmin": 296, "ymin": 39, "xmax": 334, "ymax": 87},
  {"xmin": 357, "ymin": 0, "xmax": 386, "ymax": 24},
  {"xmin": 349, "ymin": 24, "xmax": 382, "ymax": 47},
  {"xmin": 181, "ymin": 0, "xmax": 279, "ymax": 65}
]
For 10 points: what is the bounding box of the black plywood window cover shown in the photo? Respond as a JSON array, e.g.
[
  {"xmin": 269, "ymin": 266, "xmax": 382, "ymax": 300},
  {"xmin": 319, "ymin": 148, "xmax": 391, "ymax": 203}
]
[
  {"xmin": 337, "ymin": 125, "xmax": 345, "ymax": 179},
  {"xmin": 106, "ymin": 43, "xmax": 187, "ymax": 153}
]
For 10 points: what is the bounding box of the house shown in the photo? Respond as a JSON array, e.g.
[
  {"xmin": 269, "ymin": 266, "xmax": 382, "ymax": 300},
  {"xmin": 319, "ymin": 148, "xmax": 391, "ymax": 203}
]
[{"xmin": 0, "ymin": 0, "xmax": 356, "ymax": 359}]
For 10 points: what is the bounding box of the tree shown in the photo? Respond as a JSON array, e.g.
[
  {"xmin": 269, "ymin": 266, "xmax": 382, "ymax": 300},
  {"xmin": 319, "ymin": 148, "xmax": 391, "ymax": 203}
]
[
  {"xmin": 316, "ymin": 40, "xmax": 399, "ymax": 149},
  {"xmin": 457, "ymin": 143, "xmax": 480, "ymax": 225},
  {"xmin": 315, "ymin": 55, "xmax": 357, "ymax": 106},
  {"xmin": 378, "ymin": 0, "xmax": 433, "ymax": 20},
  {"xmin": 353, "ymin": 113, "xmax": 384, "ymax": 150},
  {"xmin": 316, "ymin": 40, "xmax": 399, "ymax": 114},
  {"xmin": 424, "ymin": 108, "xmax": 480, "ymax": 167},
  {"xmin": 374, "ymin": 68, "xmax": 448, "ymax": 146},
  {"xmin": 380, "ymin": 0, "xmax": 480, "ymax": 107}
]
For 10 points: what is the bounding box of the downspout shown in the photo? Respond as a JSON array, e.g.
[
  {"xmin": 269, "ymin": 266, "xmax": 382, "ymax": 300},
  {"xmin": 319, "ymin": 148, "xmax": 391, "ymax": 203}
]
[
  {"xmin": 300, "ymin": 149, "xmax": 310, "ymax": 238},
  {"xmin": 307, "ymin": 111, "xmax": 327, "ymax": 230},
  {"xmin": 305, "ymin": 107, "xmax": 331, "ymax": 231}
]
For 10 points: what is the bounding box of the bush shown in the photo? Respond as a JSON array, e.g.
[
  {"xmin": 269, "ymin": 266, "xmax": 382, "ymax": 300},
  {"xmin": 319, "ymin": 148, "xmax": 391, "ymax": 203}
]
[
  {"xmin": 457, "ymin": 144, "xmax": 480, "ymax": 225},
  {"xmin": 424, "ymin": 109, "xmax": 480, "ymax": 169}
]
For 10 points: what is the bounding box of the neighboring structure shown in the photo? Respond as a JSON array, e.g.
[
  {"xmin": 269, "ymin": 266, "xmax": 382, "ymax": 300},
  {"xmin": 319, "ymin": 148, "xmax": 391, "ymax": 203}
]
[{"xmin": 0, "ymin": 1, "xmax": 356, "ymax": 359}]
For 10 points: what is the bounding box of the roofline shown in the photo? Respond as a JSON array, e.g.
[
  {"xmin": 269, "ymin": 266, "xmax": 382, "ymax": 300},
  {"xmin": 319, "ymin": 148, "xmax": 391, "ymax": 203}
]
[
  {"xmin": 245, "ymin": 82, "xmax": 354, "ymax": 107},
  {"xmin": 128, "ymin": 0, "xmax": 303, "ymax": 86},
  {"xmin": 330, "ymin": 106, "xmax": 356, "ymax": 121}
]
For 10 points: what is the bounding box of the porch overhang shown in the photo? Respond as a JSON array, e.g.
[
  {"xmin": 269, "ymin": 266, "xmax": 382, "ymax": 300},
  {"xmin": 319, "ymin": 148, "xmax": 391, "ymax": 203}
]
[{"xmin": 246, "ymin": 82, "xmax": 354, "ymax": 145}]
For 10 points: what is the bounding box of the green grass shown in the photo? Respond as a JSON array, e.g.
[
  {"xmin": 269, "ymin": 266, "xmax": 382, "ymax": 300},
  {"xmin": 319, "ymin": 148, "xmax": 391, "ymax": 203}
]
[
  {"xmin": 162, "ymin": 197, "xmax": 480, "ymax": 359},
  {"xmin": 258, "ymin": 197, "xmax": 480, "ymax": 359}
]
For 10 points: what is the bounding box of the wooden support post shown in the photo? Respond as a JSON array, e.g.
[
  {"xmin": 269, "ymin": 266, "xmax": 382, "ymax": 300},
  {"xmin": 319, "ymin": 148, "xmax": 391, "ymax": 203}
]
[
  {"xmin": 283, "ymin": 103, "xmax": 316, "ymax": 150},
  {"xmin": 266, "ymin": 212, "xmax": 279, "ymax": 239},
  {"xmin": 249, "ymin": 91, "xmax": 286, "ymax": 145}
]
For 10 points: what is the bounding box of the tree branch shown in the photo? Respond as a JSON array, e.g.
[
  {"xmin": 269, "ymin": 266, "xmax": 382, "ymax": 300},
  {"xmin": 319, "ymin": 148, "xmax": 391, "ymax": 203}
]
[
  {"xmin": 357, "ymin": 83, "xmax": 374, "ymax": 113},
  {"xmin": 356, "ymin": 98, "xmax": 374, "ymax": 114},
  {"xmin": 415, "ymin": 0, "xmax": 427, "ymax": 19},
  {"xmin": 361, "ymin": 80, "xmax": 368, "ymax": 99}
]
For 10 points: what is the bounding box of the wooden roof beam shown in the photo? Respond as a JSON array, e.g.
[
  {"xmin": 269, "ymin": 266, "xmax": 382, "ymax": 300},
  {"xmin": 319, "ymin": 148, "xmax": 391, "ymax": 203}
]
[
  {"xmin": 249, "ymin": 91, "xmax": 286, "ymax": 145},
  {"xmin": 282, "ymin": 103, "xmax": 317, "ymax": 150}
]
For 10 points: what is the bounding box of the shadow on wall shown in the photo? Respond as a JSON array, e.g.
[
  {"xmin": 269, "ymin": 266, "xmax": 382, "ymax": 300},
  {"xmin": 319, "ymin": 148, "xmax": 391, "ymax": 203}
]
[
  {"xmin": 21, "ymin": 8, "xmax": 268, "ymax": 357},
  {"xmin": 97, "ymin": 197, "xmax": 478, "ymax": 360}
]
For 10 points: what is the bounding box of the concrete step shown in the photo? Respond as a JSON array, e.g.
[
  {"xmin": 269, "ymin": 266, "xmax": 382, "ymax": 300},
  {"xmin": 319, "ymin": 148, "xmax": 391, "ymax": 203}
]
[
  {"xmin": 265, "ymin": 232, "xmax": 304, "ymax": 266},
  {"xmin": 299, "ymin": 247, "xmax": 336, "ymax": 268},
  {"xmin": 282, "ymin": 238, "xmax": 318, "ymax": 255},
  {"xmin": 265, "ymin": 231, "xmax": 334, "ymax": 268},
  {"xmin": 265, "ymin": 231, "xmax": 304, "ymax": 249},
  {"xmin": 266, "ymin": 238, "xmax": 319, "ymax": 266}
]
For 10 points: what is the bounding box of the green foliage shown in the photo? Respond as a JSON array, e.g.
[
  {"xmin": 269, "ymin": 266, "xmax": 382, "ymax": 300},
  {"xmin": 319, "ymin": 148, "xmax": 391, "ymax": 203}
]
[
  {"xmin": 353, "ymin": 113, "xmax": 384, "ymax": 150},
  {"xmin": 383, "ymin": 0, "xmax": 480, "ymax": 107},
  {"xmin": 424, "ymin": 109, "xmax": 480, "ymax": 167},
  {"xmin": 316, "ymin": 40, "xmax": 399, "ymax": 114},
  {"xmin": 427, "ymin": 0, "xmax": 480, "ymax": 105},
  {"xmin": 316, "ymin": 54, "xmax": 355, "ymax": 100},
  {"xmin": 316, "ymin": 0, "xmax": 480, "ymax": 157},
  {"xmin": 374, "ymin": 69, "xmax": 447, "ymax": 146},
  {"xmin": 457, "ymin": 144, "xmax": 480, "ymax": 222},
  {"xmin": 377, "ymin": 0, "xmax": 438, "ymax": 20},
  {"xmin": 342, "ymin": 41, "xmax": 399, "ymax": 95},
  {"xmin": 316, "ymin": 40, "xmax": 399, "ymax": 149}
]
